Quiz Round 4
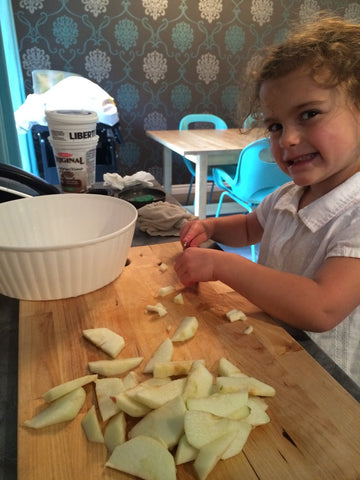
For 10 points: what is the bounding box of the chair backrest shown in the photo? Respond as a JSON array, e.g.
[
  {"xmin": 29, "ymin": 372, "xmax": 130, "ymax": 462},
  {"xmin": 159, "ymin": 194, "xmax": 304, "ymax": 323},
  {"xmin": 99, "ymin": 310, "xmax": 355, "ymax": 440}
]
[
  {"xmin": 179, "ymin": 114, "xmax": 228, "ymax": 178},
  {"xmin": 179, "ymin": 114, "xmax": 227, "ymax": 131},
  {"xmin": 231, "ymin": 137, "xmax": 290, "ymax": 204}
]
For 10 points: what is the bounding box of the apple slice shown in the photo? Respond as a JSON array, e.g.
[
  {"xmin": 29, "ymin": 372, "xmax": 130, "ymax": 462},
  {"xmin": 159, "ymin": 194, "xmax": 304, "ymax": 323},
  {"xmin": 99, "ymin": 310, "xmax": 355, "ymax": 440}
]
[
  {"xmin": 221, "ymin": 421, "xmax": 252, "ymax": 459},
  {"xmin": 245, "ymin": 397, "xmax": 271, "ymax": 426},
  {"xmin": 218, "ymin": 357, "xmax": 247, "ymax": 377},
  {"xmin": 23, "ymin": 387, "xmax": 86, "ymax": 429},
  {"xmin": 182, "ymin": 360, "xmax": 214, "ymax": 401},
  {"xmin": 184, "ymin": 410, "xmax": 242, "ymax": 449},
  {"xmin": 216, "ymin": 376, "xmax": 276, "ymax": 397},
  {"xmin": 95, "ymin": 377, "xmax": 124, "ymax": 421},
  {"xmin": 83, "ymin": 327, "xmax": 125, "ymax": 358},
  {"xmin": 248, "ymin": 395, "xmax": 269, "ymax": 411},
  {"xmin": 158, "ymin": 262, "xmax": 168, "ymax": 272},
  {"xmin": 81, "ymin": 405, "xmax": 104, "ymax": 443},
  {"xmin": 114, "ymin": 392, "xmax": 152, "ymax": 418},
  {"xmin": 115, "ymin": 377, "xmax": 171, "ymax": 416},
  {"xmin": 143, "ymin": 338, "xmax": 174, "ymax": 374},
  {"xmin": 194, "ymin": 431, "xmax": 237, "ymax": 480},
  {"xmin": 157, "ymin": 285, "xmax": 176, "ymax": 297},
  {"xmin": 173, "ymin": 293, "xmax": 184, "ymax": 304},
  {"xmin": 132, "ymin": 377, "xmax": 186, "ymax": 409},
  {"xmin": 88, "ymin": 357, "xmax": 143, "ymax": 376},
  {"xmin": 42, "ymin": 374, "xmax": 97, "ymax": 402},
  {"xmin": 125, "ymin": 377, "xmax": 171, "ymax": 399},
  {"xmin": 122, "ymin": 371, "xmax": 140, "ymax": 389},
  {"xmin": 128, "ymin": 396, "xmax": 186, "ymax": 449},
  {"xmin": 106, "ymin": 435, "xmax": 176, "ymax": 480},
  {"xmin": 243, "ymin": 325, "xmax": 254, "ymax": 335},
  {"xmin": 153, "ymin": 360, "xmax": 200, "ymax": 378},
  {"xmin": 171, "ymin": 316, "xmax": 198, "ymax": 342},
  {"xmin": 226, "ymin": 405, "xmax": 250, "ymax": 420},
  {"xmin": 187, "ymin": 390, "xmax": 248, "ymax": 418},
  {"xmin": 104, "ymin": 411, "xmax": 126, "ymax": 452},
  {"xmin": 225, "ymin": 309, "xmax": 247, "ymax": 322},
  {"xmin": 175, "ymin": 434, "xmax": 198, "ymax": 465},
  {"xmin": 146, "ymin": 302, "xmax": 168, "ymax": 317}
]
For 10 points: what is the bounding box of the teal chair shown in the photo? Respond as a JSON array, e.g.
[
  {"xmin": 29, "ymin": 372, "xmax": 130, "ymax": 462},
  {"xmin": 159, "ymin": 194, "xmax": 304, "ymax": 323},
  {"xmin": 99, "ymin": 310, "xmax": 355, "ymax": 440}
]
[
  {"xmin": 213, "ymin": 137, "xmax": 290, "ymax": 261},
  {"xmin": 179, "ymin": 114, "xmax": 237, "ymax": 205}
]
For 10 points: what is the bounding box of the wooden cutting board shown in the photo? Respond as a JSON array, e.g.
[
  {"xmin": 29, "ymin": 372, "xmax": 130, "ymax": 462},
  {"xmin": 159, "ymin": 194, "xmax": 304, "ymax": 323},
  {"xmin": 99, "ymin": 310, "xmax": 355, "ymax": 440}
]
[{"xmin": 18, "ymin": 242, "xmax": 360, "ymax": 480}]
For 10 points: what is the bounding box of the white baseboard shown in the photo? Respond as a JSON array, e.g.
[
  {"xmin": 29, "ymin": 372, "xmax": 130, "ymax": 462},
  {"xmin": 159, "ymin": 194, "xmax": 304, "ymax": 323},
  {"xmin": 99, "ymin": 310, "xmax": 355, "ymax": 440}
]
[
  {"xmin": 172, "ymin": 183, "xmax": 223, "ymax": 195},
  {"xmin": 171, "ymin": 183, "xmax": 246, "ymax": 216}
]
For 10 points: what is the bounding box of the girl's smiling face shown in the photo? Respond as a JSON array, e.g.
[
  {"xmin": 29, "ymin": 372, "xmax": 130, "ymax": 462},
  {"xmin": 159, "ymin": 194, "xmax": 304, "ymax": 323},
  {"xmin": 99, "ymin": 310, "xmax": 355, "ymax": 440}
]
[{"xmin": 260, "ymin": 67, "xmax": 360, "ymax": 198}]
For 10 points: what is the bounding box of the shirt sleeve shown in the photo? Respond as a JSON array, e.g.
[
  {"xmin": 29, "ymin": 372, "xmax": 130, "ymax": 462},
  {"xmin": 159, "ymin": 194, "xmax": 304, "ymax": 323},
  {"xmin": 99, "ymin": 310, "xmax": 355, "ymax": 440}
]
[
  {"xmin": 326, "ymin": 212, "xmax": 360, "ymax": 260},
  {"xmin": 255, "ymin": 184, "xmax": 290, "ymax": 229}
]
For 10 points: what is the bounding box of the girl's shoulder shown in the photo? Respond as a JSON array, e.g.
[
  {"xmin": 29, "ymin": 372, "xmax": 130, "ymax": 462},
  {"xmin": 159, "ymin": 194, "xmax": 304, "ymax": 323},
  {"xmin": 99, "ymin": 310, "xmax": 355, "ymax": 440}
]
[
  {"xmin": 266, "ymin": 172, "xmax": 360, "ymax": 210},
  {"xmin": 255, "ymin": 181, "xmax": 299, "ymax": 225},
  {"xmin": 261, "ymin": 180, "xmax": 300, "ymax": 209}
]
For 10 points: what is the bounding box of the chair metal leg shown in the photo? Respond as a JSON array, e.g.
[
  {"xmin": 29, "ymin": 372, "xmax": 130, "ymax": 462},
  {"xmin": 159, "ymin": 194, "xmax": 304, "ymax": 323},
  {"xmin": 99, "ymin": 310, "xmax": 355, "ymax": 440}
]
[
  {"xmin": 251, "ymin": 244, "xmax": 256, "ymax": 263},
  {"xmin": 208, "ymin": 181, "xmax": 215, "ymax": 204},
  {"xmin": 186, "ymin": 176, "xmax": 195, "ymax": 205},
  {"xmin": 215, "ymin": 191, "xmax": 227, "ymax": 217}
]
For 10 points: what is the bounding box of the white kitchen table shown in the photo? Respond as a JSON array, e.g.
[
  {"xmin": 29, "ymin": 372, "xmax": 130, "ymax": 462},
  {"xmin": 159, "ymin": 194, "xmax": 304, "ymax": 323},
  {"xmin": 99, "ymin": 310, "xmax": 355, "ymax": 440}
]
[{"xmin": 146, "ymin": 128, "xmax": 264, "ymax": 219}]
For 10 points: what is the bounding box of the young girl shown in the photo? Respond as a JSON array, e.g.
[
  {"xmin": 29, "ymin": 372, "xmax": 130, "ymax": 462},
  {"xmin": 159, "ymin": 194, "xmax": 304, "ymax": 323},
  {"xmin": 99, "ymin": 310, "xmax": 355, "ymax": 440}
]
[{"xmin": 174, "ymin": 16, "xmax": 360, "ymax": 387}]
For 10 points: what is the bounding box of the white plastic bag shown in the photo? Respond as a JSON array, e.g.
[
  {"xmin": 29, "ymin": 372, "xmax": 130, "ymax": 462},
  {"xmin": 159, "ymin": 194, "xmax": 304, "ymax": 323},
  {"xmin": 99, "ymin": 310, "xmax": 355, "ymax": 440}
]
[{"xmin": 15, "ymin": 76, "xmax": 119, "ymax": 133}]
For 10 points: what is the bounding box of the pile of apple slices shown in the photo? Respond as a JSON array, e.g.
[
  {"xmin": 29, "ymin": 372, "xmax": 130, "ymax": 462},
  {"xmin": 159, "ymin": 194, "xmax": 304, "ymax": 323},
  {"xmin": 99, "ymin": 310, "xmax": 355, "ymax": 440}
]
[
  {"xmin": 23, "ymin": 285, "xmax": 274, "ymax": 480},
  {"xmin": 24, "ymin": 346, "xmax": 275, "ymax": 480}
]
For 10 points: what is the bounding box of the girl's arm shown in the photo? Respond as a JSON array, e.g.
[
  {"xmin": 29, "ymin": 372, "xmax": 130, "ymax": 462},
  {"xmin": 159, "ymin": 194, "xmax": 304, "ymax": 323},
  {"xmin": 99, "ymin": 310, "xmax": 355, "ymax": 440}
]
[
  {"xmin": 175, "ymin": 211, "xmax": 360, "ymax": 332},
  {"xmin": 213, "ymin": 253, "xmax": 360, "ymax": 332},
  {"xmin": 180, "ymin": 211, "xmax": 263, "ymax": 248}
]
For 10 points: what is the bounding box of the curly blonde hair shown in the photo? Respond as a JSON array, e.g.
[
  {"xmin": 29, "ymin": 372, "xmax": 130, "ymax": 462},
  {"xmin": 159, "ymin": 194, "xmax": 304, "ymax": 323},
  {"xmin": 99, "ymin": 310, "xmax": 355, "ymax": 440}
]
[{"xmin": 241, "ymin": 16, "xmax": 360, "ymax": 127}]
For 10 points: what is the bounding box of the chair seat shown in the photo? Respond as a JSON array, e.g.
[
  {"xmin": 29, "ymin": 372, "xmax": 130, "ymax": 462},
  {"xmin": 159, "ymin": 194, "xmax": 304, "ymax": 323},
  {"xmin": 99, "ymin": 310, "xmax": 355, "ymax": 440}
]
[
  {"xmin": 209, "ymin": 164, "xmax": 237, "ymax": 182},
  {"xmin": 246, "ymin": 186, "xmax": 280, "ymax": 205}
]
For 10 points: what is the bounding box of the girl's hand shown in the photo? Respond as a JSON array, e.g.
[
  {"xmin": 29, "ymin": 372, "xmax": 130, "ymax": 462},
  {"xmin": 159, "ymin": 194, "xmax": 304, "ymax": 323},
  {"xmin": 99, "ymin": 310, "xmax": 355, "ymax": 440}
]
[
  {"xmin": 180, "ymin": 219, "xmax": 213, "ymax": 249},
  {"xmin": 174, "ymin": 247, "xmax": 222, "ymax": 286}
]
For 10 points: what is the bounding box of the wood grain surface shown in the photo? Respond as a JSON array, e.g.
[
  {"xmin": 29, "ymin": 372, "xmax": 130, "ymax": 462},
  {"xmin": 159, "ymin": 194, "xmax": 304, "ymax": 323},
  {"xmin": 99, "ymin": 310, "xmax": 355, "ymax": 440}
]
[
  {"xmin": 146, "ymin": 128, "xmax": 263, "ymax": 156},
  {"xmin": 18, "ymin": 242, "xmax": 360, "ymax": 480}
]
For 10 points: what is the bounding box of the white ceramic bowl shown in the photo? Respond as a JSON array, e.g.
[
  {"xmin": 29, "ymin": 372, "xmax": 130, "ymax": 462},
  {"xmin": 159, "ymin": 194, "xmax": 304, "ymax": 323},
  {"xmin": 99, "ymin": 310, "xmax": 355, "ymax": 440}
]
[{"xmin": 0, "ymin": 194, "xmax": 138, "ymax": 300}]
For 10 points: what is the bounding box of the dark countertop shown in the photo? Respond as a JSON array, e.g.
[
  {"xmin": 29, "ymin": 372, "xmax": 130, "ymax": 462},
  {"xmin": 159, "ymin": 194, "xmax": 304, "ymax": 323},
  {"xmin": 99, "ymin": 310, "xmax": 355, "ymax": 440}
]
[
  {"xmin": 1, "ymin": 189, "xmax": 359, "ymax": 480},
  {"xmin": 0, "ymin": 294, "xmax": 19, "ymax": 480}
]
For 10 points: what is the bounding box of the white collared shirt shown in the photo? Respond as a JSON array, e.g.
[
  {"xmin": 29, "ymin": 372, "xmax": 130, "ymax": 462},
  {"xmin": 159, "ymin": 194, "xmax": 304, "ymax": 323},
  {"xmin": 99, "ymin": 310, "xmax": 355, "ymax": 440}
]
[{"xmin": 256, "ymin": 172, "xmax": 360, "ymax": 386}]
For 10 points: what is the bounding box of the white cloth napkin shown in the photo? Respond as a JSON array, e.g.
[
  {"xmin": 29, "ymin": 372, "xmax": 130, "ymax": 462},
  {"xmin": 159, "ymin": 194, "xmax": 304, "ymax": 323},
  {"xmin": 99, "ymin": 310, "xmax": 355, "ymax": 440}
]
[
  {"xmin": 103, "ymin": 171, "xmax": 155, "ymax": 190},
  {"xmin": 137, "ymin": 201, "xmax": 196, "ymax": 236}
]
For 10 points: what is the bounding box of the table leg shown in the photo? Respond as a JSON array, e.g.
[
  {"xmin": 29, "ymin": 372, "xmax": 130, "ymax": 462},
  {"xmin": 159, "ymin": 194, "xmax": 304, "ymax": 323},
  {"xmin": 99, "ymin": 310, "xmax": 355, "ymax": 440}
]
[
  {"xmin": 194, "ymin": 154, "xmax": 208, "ymax": 219},
  {"xmin": 162, "ymin": 147, "xmax": 172, "ymax": 194}
]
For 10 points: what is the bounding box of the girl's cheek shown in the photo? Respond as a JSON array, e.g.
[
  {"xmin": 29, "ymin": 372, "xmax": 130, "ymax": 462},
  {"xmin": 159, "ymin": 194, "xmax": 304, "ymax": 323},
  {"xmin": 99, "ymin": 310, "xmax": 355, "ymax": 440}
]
[{"xmin": 270, "ymin": 142, "xmax": 282, "ymax": 162}]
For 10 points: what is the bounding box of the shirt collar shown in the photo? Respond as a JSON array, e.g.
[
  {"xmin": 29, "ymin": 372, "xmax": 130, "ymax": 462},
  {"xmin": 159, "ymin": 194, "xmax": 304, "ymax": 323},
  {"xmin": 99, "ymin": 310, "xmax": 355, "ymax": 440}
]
[{"xmin": 275, "ymin": 172, "xmax": 360, "ymax": 232}]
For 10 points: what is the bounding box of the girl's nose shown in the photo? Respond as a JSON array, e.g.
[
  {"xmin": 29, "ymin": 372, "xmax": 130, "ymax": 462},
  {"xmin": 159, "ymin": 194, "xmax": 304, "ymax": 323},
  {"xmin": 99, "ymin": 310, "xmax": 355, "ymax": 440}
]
[{"xmin": 279, "ymin": 126, "xmax": 300, "ymax": 148}]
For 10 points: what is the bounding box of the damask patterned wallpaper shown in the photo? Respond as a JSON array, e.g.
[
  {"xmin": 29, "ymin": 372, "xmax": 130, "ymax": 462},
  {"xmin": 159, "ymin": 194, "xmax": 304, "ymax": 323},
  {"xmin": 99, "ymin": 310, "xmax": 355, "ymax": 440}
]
[{"xmin": 12, "ymin": 0, "xmax": 360, "ymax": 184}]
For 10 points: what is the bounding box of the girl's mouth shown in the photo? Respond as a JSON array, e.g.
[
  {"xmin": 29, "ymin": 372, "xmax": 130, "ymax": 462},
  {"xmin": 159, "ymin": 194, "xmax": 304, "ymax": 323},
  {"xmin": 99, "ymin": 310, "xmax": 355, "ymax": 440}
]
[{"xmin": 286, "ymin": 152, "xmax": 317, "ymax": 168}]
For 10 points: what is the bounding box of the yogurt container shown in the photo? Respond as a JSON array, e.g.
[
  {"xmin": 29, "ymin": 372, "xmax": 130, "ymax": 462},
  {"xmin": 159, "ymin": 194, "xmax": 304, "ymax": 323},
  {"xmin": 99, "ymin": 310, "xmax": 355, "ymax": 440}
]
[
  {"xmin": 49, "ymin": 135, "xmax": 98, "ymax": 193},
  {"xmin": 45, "ymin": 109, "xmax": 98, "ymax": 142}
]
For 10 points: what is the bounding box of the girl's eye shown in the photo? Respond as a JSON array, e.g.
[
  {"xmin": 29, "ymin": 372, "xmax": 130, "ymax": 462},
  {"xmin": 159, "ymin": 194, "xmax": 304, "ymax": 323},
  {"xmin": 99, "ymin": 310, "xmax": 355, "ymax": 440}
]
[
  {"xmin": 301, "ymin": 110, "xmax": 319, "ymax": 120},
  {"xmin": 267, "ymin": 122, "xmax": 282, "ymax": 133}
]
